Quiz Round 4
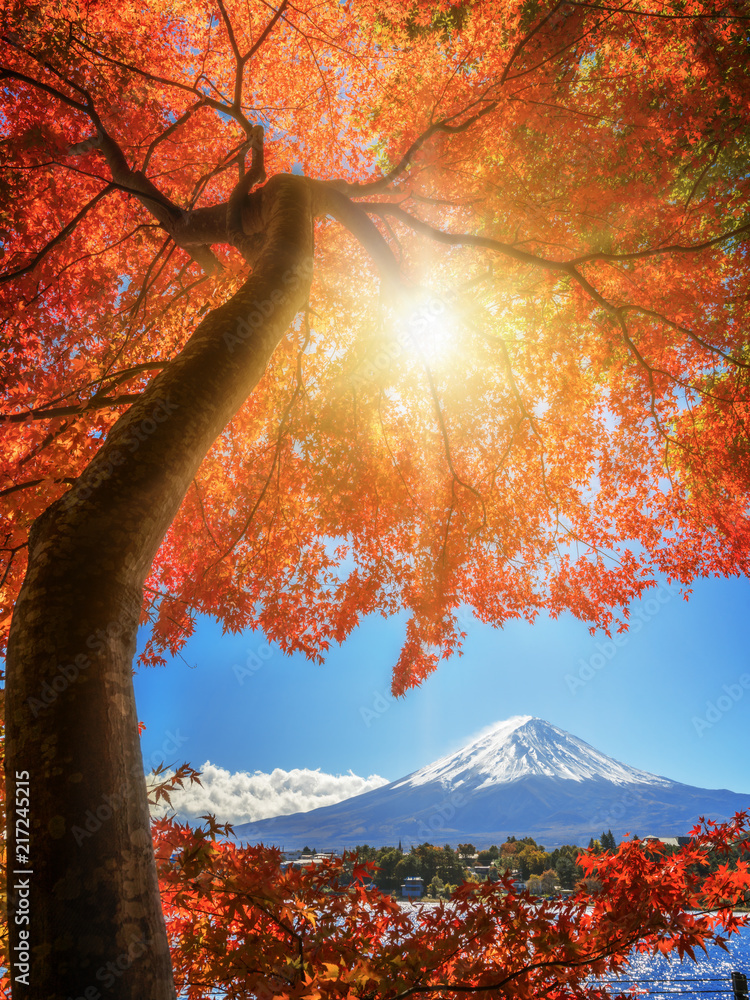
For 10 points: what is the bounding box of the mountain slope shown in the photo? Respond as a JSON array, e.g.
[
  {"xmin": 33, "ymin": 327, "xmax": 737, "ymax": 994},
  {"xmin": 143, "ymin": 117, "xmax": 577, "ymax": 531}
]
[
  {"xmin": 395, "ymin": 716, "xmax": 673, "ymax": 789},
  {"xmin": 231, "ymin": 718, "xmax": 749, "ymax": 849}
]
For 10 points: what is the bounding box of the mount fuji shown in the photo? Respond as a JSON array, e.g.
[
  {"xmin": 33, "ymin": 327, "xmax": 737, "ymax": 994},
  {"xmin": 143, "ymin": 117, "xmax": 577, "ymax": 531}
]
[{"xmin": 231, "ymin": 717, "xmax": 749, "ymax": 849}]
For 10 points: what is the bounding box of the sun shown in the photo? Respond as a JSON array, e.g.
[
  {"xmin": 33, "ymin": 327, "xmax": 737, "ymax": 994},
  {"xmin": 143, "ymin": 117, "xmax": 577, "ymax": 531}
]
[{"xmin": 392, "ymin": 291, "xmax": 460, "ymax": 366}]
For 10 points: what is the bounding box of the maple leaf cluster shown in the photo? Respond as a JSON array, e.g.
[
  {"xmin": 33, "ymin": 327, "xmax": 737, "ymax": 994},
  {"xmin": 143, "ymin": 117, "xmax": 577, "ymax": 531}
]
[{"xmin": 148, "ymin": 812, "xmax": 749, "ymax": 1000}]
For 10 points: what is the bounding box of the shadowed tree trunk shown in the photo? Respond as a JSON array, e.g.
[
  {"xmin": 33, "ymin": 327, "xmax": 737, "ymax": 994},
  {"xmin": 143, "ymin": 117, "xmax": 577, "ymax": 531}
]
[{"xmin": 5, "ymin": 174, "xmax": 313, "ymax": 999}]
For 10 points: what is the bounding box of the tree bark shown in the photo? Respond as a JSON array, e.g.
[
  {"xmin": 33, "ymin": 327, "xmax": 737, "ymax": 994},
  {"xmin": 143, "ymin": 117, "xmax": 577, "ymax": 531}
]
[{"xmin": 4, "ymin": 174, "xmax": 313, "ymax": 999}]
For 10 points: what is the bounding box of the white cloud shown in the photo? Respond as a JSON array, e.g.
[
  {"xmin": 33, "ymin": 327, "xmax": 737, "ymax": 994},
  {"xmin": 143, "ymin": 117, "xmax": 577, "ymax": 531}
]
[{"xmin": 149, "ymin": 762, "xmax": 389, "ymax": 825}]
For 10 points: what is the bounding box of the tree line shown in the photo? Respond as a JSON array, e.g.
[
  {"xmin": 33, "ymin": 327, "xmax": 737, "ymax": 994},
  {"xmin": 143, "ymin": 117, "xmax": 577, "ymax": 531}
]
[
  {"xmin": 350, "ymin": 832, "xmax": 622, "ymax": 898},
  {"xmin": 349, "ymin": 828, "xmax": 750, "ymax": 902}
]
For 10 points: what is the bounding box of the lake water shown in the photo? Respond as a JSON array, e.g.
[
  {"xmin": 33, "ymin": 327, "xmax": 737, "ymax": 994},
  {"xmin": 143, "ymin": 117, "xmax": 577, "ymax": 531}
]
[
  {"xmin": 402, "ymin": 903, "xmax": 749, "ymax": 997},
  {"xmin": 591, "ymin": 919, "xmax": 750, "ymax": 997}
]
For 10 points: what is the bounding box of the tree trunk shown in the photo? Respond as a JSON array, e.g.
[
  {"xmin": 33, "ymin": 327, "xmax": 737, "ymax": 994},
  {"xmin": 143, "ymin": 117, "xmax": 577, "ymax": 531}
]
[{"xmin": 4, "ymin": 174, "xmax": 313, "ymax": 999}]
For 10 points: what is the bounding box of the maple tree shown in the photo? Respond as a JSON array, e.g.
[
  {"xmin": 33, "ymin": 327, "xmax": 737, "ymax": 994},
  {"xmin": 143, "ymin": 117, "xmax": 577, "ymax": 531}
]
[
  {"xmin": 153, "ymin": 812, "xmax": 750, "ymax": 1000},
  {"xmin": 1, "ymin": 0, "xmax": 749, "ymax": 996}
]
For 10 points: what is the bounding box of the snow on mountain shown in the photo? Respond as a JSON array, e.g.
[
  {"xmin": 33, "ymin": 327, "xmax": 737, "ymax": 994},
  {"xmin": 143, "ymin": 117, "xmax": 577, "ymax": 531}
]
[
  {"xmin": 395, "ymin": 716, "xmax": 673, "ymax": 790},
  {"xmin": 230, "ymin": 717, "xmax": 749, "ymax": 849}
]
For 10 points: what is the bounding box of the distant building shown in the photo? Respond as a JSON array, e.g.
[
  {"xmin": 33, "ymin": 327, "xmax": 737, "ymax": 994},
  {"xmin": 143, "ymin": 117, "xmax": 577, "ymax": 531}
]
[
  {"xmin": 401, "ymin": 877, "xmax": 424, "ymax": 899},
  {"xmin": 283, "ymin": 853, "xmax": 328, "ymax": 870},
  {"xmin": 643, "ymin": 836, "xmax": 691, "ymax": 848},
  {"xmin": 281, "ymin": 848, "xmax": 343, "ymax": 865}
]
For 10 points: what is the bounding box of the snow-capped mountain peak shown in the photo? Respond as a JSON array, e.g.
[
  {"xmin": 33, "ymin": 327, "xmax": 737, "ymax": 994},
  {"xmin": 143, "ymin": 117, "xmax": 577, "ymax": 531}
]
[
  {"xmin": 394, "ymin": 716, "xmax": 672, "ymax": 791},
  {"xmin": 231, "ymin": 715, "xmax": 749, "ymax": 849}
]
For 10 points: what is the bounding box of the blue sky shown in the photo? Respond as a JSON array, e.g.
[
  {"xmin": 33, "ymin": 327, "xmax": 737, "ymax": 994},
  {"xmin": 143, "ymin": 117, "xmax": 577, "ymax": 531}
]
[{"xmin": 135, "ymin": 571, "xmax": 750, "ymax": 825}]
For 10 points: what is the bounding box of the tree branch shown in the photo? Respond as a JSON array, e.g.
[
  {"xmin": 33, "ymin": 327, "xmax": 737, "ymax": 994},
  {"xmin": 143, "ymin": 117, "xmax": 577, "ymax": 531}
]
[
  {"xmin": 0, "ymin": 479, "xmax": 75, "ymax": 499},
  {"xmin": 620, "ymin": 304, "xmax": 750, "ymax": 370},
  {"xmin": 420, "ymin": 356, "xmax": 487, "ymax": 536},
  {"xmin": 563, "ymin": 1, "xmax": 750, "ymax": 20},
  {"xmin": 0, "ymin": 63, "xmax": 88, "ymax": 112},
  {"xmin": 226, "ymin": 127, "xmax": 266, "ymax": 254},
  {"xmin": 244, "ymin": 0, "xmax": 290, "ymax": 64},
  {"xmin": 505, "ymin": 2, "xmax": 632, "ymax": 83},
  {"xmin": 312, "ymin": 185, "xmax": 402, "ymax": 286},
  {"xmin": 684, "ymin": 142, "xmax": 722, "ymax": 212},
  {"xmin": 0, "ymin": 541, "xmax": 28, "ymax": 589},
  {"xmin": 142, "ymin": 101, "xmax": 207, "ymax": 172},
  {"xmin": 334, "ymin": 97, "xmax": 502, "ymax": 197},
  {"xmin": 219, "ymin": 0, "xmax": 291, "ymax": 110},
  {"xmin": 617, "ymin": 312, "xmax": 677, "ymax": 447},
  {"xmin": 2, "ymin": 46, "xmax": 222, "ymax": 275},
  {"xmin": 0, "ymin": 186, "xmax": 113, "ymax": 284},
  {"xmin": 363, "ymin": 203, "xmax": 615, "ymax": 310},
  {"xmin": 390, "ymin": 927, "xmax": 652, "ymax": 1000},
  {"xmin": 568, "ymin": 220, "xmax": 750, "ymax": 266},
  {"xmin": 1, "ymin": 394, "xmax": 142, "ymax": 424},
  {"xmin": 215, "ymin": 0, "xmax": 242, "ymax": 62},
  {"xmin": 209, "ymin": 316, "xmax": 312, "ymax": 567},
  {"xmin": 70, "ymin": 33, "xmax": 255, "ymax": 138},
  {"xmin": 500, "ymin": 0, "xmax": 568, "ymax": 84}
]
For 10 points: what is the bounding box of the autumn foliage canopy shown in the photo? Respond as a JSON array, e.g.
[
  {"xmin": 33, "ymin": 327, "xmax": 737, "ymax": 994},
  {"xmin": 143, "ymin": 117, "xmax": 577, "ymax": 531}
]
[
  {"xmin": 2, "ymin": 0, "xmax": 750, "ymax": 995},
  {"xmin": 2, "ymin": 0, "xmax": 749, "ymax": 690}
]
